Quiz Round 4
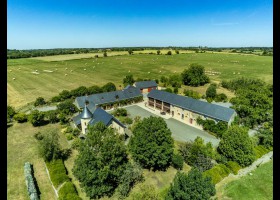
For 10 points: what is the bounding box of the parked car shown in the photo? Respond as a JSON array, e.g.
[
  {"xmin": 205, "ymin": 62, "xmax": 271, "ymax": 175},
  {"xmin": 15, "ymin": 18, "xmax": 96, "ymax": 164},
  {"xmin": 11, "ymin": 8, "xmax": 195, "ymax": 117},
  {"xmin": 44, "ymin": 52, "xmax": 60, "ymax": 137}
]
[{"xmin": 160, "ymin": 111, "xmax": 166, "ymax": 115}]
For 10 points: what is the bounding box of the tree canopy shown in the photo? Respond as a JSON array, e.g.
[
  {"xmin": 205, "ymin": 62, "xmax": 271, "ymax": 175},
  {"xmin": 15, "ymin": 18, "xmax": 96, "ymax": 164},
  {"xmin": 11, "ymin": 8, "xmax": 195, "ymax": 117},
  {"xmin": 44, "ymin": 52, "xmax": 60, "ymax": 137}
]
[
  {"xmin": 217, "ymin": 125, "xmax": 255, "ymax": 167},
  {"xmin": 166, "ymin": 169, "xmax": 216, "ymax": 200},
  {"xmin": 123, "ymin": 75, "xmax": 135, "ymax": 86},
  {"xmin": 102, "ymin": 82, "xmax": 117, "ymax": 92},
  {"xmin": 129, "ymin": 116, "xmax": 174, "ymax": 170},
  {"xmin": 181, "ymin": 63, "xmax": 210, "ymax": 86},
  {"xmin": 206, "ymin": 84, "xmax": 217, "ymax": 98},
  {"xmin": 73, "ymin": 122, "xmax": 129, "ymax": 199}
]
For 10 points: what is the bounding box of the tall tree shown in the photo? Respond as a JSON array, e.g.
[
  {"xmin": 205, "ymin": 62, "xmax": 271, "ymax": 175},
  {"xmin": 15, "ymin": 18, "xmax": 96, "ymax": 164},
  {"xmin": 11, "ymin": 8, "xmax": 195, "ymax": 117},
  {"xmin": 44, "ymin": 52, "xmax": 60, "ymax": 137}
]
[
  {"xmin": 38, "ymin": 130, "xmax": 62, "ymax": 162},
  {"xmin": 129, "ymin": 116, "xmax": 174, "ymax": 170},
  {"xmin": 123, "ymin": 75, "xmax": 135, "ymax": 86},
  {"xmin": 166, "ymin": 169, "xmax": 216, "ymax": 200},
  {"xmin": 28, "ymin": 110, "xmax": 45, "ymax": 127},
  {"xmin": 73, "ymin": 122, "xmax": 129, "ymax": 199},
  {"xmin": 102, "ymin": 82, "xmax": 117, "ymax": 92},
  {"xmin": 217, "ymin": 125, "xmax": 255, "ymax": 167},
  {"xmin": 181, "ymin": 63, "xmax": 210, "ymax": 86},
  {"xmin": 206, "ymin": 84, "xmax": 217, "ymax": 98},
  {"xmin": 157, "ymin": 50, "xmax": 161, "ymax": 55}
]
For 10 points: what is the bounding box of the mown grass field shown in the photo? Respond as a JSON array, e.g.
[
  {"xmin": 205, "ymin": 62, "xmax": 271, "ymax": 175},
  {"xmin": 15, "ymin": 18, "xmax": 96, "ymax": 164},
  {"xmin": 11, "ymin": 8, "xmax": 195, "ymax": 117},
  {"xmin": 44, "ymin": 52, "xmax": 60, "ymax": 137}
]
[
  {"xmin": 219, "ymin": 161, "xmax": 273, "ymax": 200},
  {"xmin": 7, "ymin": 52, "xmax": 272, "ymax": 109}
]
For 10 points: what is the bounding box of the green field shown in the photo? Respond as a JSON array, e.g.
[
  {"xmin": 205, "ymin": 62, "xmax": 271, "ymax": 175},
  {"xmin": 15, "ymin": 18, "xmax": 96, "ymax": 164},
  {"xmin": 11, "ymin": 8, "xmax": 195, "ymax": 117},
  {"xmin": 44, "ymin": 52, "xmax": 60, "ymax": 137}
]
[
  {"xmin": 221, "ymin": 161, "xmax": 273, "ymax": 200},
  {"xmin": 7, "ymin": 52, "xmax": 272, "ymax": 109}
]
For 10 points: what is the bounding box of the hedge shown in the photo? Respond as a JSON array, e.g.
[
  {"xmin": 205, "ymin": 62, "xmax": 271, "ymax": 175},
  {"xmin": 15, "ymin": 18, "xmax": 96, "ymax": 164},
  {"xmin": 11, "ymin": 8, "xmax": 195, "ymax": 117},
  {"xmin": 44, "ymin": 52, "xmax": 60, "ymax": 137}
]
[
  {"xmin": 24, "ymin": 162, "xmax": 40, "ymax": 200},
  {"xmin": 46, "ymin": 159, "xmax": 69, "ymax": 188},
  {"xmin": 203, "ymin": 164, "xmax": 231, "ymax": 184},
  {"xmin": 226, "ymin": 161, "xmax": 241, "ymax": 175},
  {"xmin": 254, "ymin": 145, "xmax": 271, "ymax": 159},
  {"xmin": 58, "ymin": 181, "xmax": 81, "ymax": 200}
]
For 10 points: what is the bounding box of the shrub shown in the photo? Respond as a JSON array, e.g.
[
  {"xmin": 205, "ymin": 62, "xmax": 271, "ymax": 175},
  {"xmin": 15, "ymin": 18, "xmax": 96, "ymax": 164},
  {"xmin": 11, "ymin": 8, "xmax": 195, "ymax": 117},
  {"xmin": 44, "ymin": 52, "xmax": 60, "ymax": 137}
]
[
  {"xmin": 28, "ymin": 110, "xmax": 45, "ymax": 127},
  {"xmin": 51, "ymin": 95, "xmax": 61, "ymax": 103},
  {"xmin": 203, "ymin": 164, "xmax": 231, "ymax": 184},
  {"xmin": 171, "ymin": 153, "xmax": 184, "ymax": 170},
  {"xmin": 34, "ymin": 132, "xmax": 44, "ymax": 140},
  {"xmin": 72, "ymin": 128, "xmax": 81, "ymax": 136},
  {"xmin": 226, "ymin": 161, "xmax": 241, "ymax": 175},
  {"xmin": 71, "ymin": 138, "xmax": 81, "ymax": 150},
  {"xmin": 123, "ymin": 117, "xmax": 133, "ymax": 125},
  {"xmin": 215, "ymin": 93, "xmax": 228, "ymax": 102},
  {"xmin": 254, "ymin": 145, "xmax": 270, "ymax": 159},
  {"xmin": 65, "ymin": 133, "xmax": 74, "ymax": 141},
  {"xmin": 173, "ymin": 87, "xmax": 178, "ymax": 94},
  {"xmin": 166, "ymin": 51, "xmax": 172, "ymax": 55},
  {"xmin": 183, "ymin": 89, "xmax": 201, "ymax": 99},
  {"xmin": 128, "ymin": 184, "xmax": 160, "ymax": 200},
  {"xmin": 164, "ymin": 88, "xmax": 173, "ymax": 93},
  {"xmin": 46, "ymin": 159, "xmax": 69, "ymax": 188},
  {"xmin": 14, "ymin": 113, "xmax": 28, "ymax": 123},
  {"xmin": 34, "ymin": 97, "xmax": 46, "ymax": 106},
  {"xmin": 45, "ymin": 110, "xmax": 59, "ymax": 123},
  {"xmin": 64, "ymin": 126, "xmax": 73, "ymax": 133},
  {"xmin": 24, "ymin": 162, "xmax": 40, "ymax": 200},
  {"xmin": 58, "ymin": 181, "xmax": 81, "ymax": 200},
  {"xmin": 113, "ymin": 108, "xmax": 127, "ymax": 117}
]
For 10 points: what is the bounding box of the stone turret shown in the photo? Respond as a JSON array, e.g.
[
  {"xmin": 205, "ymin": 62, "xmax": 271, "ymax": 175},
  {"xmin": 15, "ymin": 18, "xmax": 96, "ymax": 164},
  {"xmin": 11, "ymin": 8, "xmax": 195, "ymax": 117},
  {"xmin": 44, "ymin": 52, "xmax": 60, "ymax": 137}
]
[{"xmin": 81, "ymin": 103, "xmax": 93, "ymax": 134}]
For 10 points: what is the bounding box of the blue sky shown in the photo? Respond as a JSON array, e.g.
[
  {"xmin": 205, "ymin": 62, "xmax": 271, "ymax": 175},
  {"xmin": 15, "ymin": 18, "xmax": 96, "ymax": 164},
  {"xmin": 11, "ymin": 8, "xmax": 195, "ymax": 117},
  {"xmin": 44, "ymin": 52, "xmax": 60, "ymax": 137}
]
[{"xmin": 7, "ymin": 0, "xmax": 273, "ymax": 49}]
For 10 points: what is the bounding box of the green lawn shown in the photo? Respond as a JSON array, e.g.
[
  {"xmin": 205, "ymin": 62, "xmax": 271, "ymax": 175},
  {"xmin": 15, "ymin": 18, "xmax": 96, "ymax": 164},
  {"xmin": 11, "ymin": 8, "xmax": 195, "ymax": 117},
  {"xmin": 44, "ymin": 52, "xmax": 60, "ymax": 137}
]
[
  {"xmin": 7, "ymin": 123, "xmax": 60, "ymax": 200},
  {"xmin": 7, "ymin": 52, "xmax": 272, "ymax": 109},
  {"xmin": 222, "ymin": 161, "xmax": 273, "ymax": 200}
]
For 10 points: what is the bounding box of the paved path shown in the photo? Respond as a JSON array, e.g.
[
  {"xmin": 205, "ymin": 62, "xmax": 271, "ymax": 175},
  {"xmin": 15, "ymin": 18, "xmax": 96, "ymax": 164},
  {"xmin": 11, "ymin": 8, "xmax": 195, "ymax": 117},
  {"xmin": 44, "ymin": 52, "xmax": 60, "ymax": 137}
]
[
  {"xmin": 26, "ymin": 105, "xmax": 57, "ymax": 114},
  {"xmin": 124, "ymin": 104, "xmax": 220, "ymax": 146}
]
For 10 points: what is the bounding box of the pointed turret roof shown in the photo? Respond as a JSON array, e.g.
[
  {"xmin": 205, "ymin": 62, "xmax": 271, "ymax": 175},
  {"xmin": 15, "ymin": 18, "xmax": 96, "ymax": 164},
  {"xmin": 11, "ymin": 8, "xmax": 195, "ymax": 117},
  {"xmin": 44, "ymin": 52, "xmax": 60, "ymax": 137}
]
[{"xmin": 81, "ymin": 104, "xmax": 93, "ymax": 119}]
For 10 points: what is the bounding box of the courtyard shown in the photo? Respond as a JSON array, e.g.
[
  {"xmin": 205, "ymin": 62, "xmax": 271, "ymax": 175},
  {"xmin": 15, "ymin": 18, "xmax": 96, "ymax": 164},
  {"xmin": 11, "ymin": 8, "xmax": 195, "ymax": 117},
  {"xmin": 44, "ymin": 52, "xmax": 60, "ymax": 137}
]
[{"xmin": 124, "ymin": 104, "xmax": 220, "ymax": 146}]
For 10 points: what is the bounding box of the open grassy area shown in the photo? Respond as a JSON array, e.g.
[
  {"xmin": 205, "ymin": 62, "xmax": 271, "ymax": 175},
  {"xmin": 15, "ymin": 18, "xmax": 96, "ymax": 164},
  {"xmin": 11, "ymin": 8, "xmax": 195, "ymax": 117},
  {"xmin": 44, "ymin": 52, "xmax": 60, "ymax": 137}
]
[
  {"xmin": 7, "ymin": 52, "xmax": 272, "ymax": 109},
  {"xmin": 7, "ymin": 123, "xmax": 60, "ymax": 200},
  {"xmin": 220, "ymin": 161, "xmax": 273, "ymax": 200}
]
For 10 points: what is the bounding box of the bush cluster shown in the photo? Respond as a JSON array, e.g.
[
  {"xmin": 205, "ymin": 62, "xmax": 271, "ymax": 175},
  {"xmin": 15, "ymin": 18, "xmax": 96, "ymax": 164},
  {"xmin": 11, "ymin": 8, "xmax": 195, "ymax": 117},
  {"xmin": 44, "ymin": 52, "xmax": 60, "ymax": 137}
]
[
  {"xmin": 24, "ymin": 162, "xmax": 40, "ymax": 200},
  {"xmin": 183, "ymin": 89, "xmax": 201, "ymax": 99},
  {"xmin": 58, "ymin": 181, "xmax": 81, "ymax": 200},
  {"xmin": 254, "ymin": 145, "xmax": 271, "ymax": 159},
  {"xmin": 203, "ymin": 164, "xmax": 231, "ymax": 184},
  {"xmin": 226, "ymin": 161, "xmax": 241, "ymax": 175},
  {"xmin": 46, "ymin": 159, "xmax": 69, "ymax": 188},
  {"xmin": 171, "ymin": 153, "xmax": 184, "ymax": 170},
  {"xmin": 197, "ymin": 118, "xmax": 228, "ymax": 138}
]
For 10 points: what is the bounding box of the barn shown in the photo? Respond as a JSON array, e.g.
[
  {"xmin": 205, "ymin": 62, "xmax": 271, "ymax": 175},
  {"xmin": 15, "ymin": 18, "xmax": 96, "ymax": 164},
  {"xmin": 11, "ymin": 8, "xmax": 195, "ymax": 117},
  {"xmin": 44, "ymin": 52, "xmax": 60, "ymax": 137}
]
[
  {"xmin": 133, "ymin": 80, "xmax": 158, "ymax": 93},
  {"xmin": 147, "ymin": 89, "xmax": 237, "ymax": 128}
]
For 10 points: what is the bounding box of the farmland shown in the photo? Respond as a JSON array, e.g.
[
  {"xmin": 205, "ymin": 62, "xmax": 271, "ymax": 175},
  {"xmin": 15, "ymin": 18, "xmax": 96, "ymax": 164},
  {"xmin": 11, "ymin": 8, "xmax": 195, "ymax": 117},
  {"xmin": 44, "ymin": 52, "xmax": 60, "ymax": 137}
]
[{"xmin": 7, "ymin": 52, "xmax": 272, "ymax": 108}]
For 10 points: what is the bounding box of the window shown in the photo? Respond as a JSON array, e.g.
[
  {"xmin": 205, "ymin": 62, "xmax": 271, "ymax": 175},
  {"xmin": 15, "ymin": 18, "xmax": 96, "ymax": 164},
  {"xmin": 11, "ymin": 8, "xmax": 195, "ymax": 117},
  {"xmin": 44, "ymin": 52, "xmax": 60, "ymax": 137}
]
[{"xmin": 181, "ymin": 114, "xmax": 184, "ymax": 119}]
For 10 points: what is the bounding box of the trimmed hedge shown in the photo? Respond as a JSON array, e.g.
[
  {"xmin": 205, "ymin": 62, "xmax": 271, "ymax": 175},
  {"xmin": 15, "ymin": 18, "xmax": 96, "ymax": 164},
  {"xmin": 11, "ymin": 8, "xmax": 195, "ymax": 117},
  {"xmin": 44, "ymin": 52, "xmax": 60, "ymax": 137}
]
[
  {"xmin": 58, "ymin": 181, "xmax": 81, "ymax": 200},
  {"xmin": 24, "ymin": 162, "xmax": 40, "ymax": 200},
  {"xmin": 203, "ymin": 164, "xmax": 231, "ymax": 184},
  {"xmin": 46, "ymin": 159, "xmax": 69, "ymax": 188},
  {"xmin": 226, "ymin": 161, "xmax": 241, "ymax": 175},
  {"xmin": 254, "ymin": 145, "xmax": 270, "ymax": 159}
]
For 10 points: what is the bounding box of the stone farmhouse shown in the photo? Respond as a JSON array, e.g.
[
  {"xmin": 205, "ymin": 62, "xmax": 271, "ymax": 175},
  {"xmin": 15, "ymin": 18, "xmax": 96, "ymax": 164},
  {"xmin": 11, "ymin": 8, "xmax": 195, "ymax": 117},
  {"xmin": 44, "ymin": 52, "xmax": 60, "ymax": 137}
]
[
  {"xmin": 147, "ymin": 89, "xmax": 236, "ymax": 129},
  {"xmin": 72, "ymin": 80, "xmax": 237, "ymax": 135},
  {"xmin": 72, "ymin": 85, "xmax": 142, "ymax": 134},
  {"xmin": 133, "ymin": 80, "xmax": 158, "ymax": 93}
]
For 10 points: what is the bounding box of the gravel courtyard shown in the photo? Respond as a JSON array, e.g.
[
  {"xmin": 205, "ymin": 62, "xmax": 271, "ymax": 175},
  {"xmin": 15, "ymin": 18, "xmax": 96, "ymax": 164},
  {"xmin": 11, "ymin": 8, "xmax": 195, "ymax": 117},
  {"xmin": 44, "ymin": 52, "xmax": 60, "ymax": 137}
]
[{"xmin": 125, "ymin": 105, "xmax": 220, "ymax": 146}]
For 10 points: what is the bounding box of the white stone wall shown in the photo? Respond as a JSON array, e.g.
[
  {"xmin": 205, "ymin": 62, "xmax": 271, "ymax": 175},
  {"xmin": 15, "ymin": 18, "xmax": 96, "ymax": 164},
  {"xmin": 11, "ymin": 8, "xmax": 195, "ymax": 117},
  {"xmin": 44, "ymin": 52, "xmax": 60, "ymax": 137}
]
[
  {"xmin": 81, "ymin": 118, "xmax": 91, "ymax": 134},
  {"xmin": 110, "ymin": 120, "xmax": 125, "ymax": 135}
]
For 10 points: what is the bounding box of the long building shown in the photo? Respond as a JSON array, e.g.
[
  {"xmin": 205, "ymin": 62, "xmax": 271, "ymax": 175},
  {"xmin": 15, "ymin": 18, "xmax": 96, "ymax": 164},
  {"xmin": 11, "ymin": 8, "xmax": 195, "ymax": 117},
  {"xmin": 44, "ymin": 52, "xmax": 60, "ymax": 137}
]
[{"xmin": 147, "ymin": 89, "xmax": 237, "ymax": 128}]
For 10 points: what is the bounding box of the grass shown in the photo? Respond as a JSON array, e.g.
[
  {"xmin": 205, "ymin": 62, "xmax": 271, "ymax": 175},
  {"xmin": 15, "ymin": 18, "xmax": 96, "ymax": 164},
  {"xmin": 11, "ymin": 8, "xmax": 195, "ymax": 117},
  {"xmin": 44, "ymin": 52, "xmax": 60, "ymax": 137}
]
[
  {"xmin": 7, "ymin": 122, "xmax": 60, "ymax": 200},
  {"xmin": 8, "ymin": 52, "xmax": 272, "ymax": 109},
  {"xmin": 220, "ymin": 161, "xmax": 273, "ymax": 200}
]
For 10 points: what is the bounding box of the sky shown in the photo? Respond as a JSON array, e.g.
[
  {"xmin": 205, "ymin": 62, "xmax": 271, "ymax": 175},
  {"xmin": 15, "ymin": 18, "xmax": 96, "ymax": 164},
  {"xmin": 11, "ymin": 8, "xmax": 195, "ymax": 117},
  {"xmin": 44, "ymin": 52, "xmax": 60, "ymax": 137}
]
[{"xmin": 7, "ymin": 0, "xmax": 273, "ymax": 49}]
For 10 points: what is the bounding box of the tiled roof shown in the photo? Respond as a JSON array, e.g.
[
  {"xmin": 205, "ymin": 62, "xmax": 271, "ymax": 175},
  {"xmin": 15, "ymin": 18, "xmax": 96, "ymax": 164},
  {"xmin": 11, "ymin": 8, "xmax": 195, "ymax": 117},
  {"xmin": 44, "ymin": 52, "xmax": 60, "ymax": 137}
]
[
  {"xmin": 75, "ymin": 85, "xmax": 141, "ymax": 109},
  {"xmin": 148, "ymin": 90, "xmax": 236, "ymax": 122},
  {"xmin": 134, "ymin": 80, "xmax": 157, "ymax": 89}
]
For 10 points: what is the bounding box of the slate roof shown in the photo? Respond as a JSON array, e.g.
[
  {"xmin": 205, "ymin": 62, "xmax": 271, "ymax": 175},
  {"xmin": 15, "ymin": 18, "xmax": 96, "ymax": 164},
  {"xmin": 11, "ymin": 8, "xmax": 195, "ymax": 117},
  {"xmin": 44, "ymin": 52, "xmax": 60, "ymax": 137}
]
[
  {"xmin": 81, "ymin": 105, "xmax": 93, "ymax": 119},
  {"xmin": 72, "ymin": 107, "xmax": 126, "ymax": 128},
  {"xmin": 75, "ymin": 85, "xmax": 141, "ymax": 109},
  {"xmin": 134, "ymin": 80, "xmax": 157, "ymax": 89},
  {"xmin": 148, "ymin": 90, "xmax": 236, "ymax": 122}
]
